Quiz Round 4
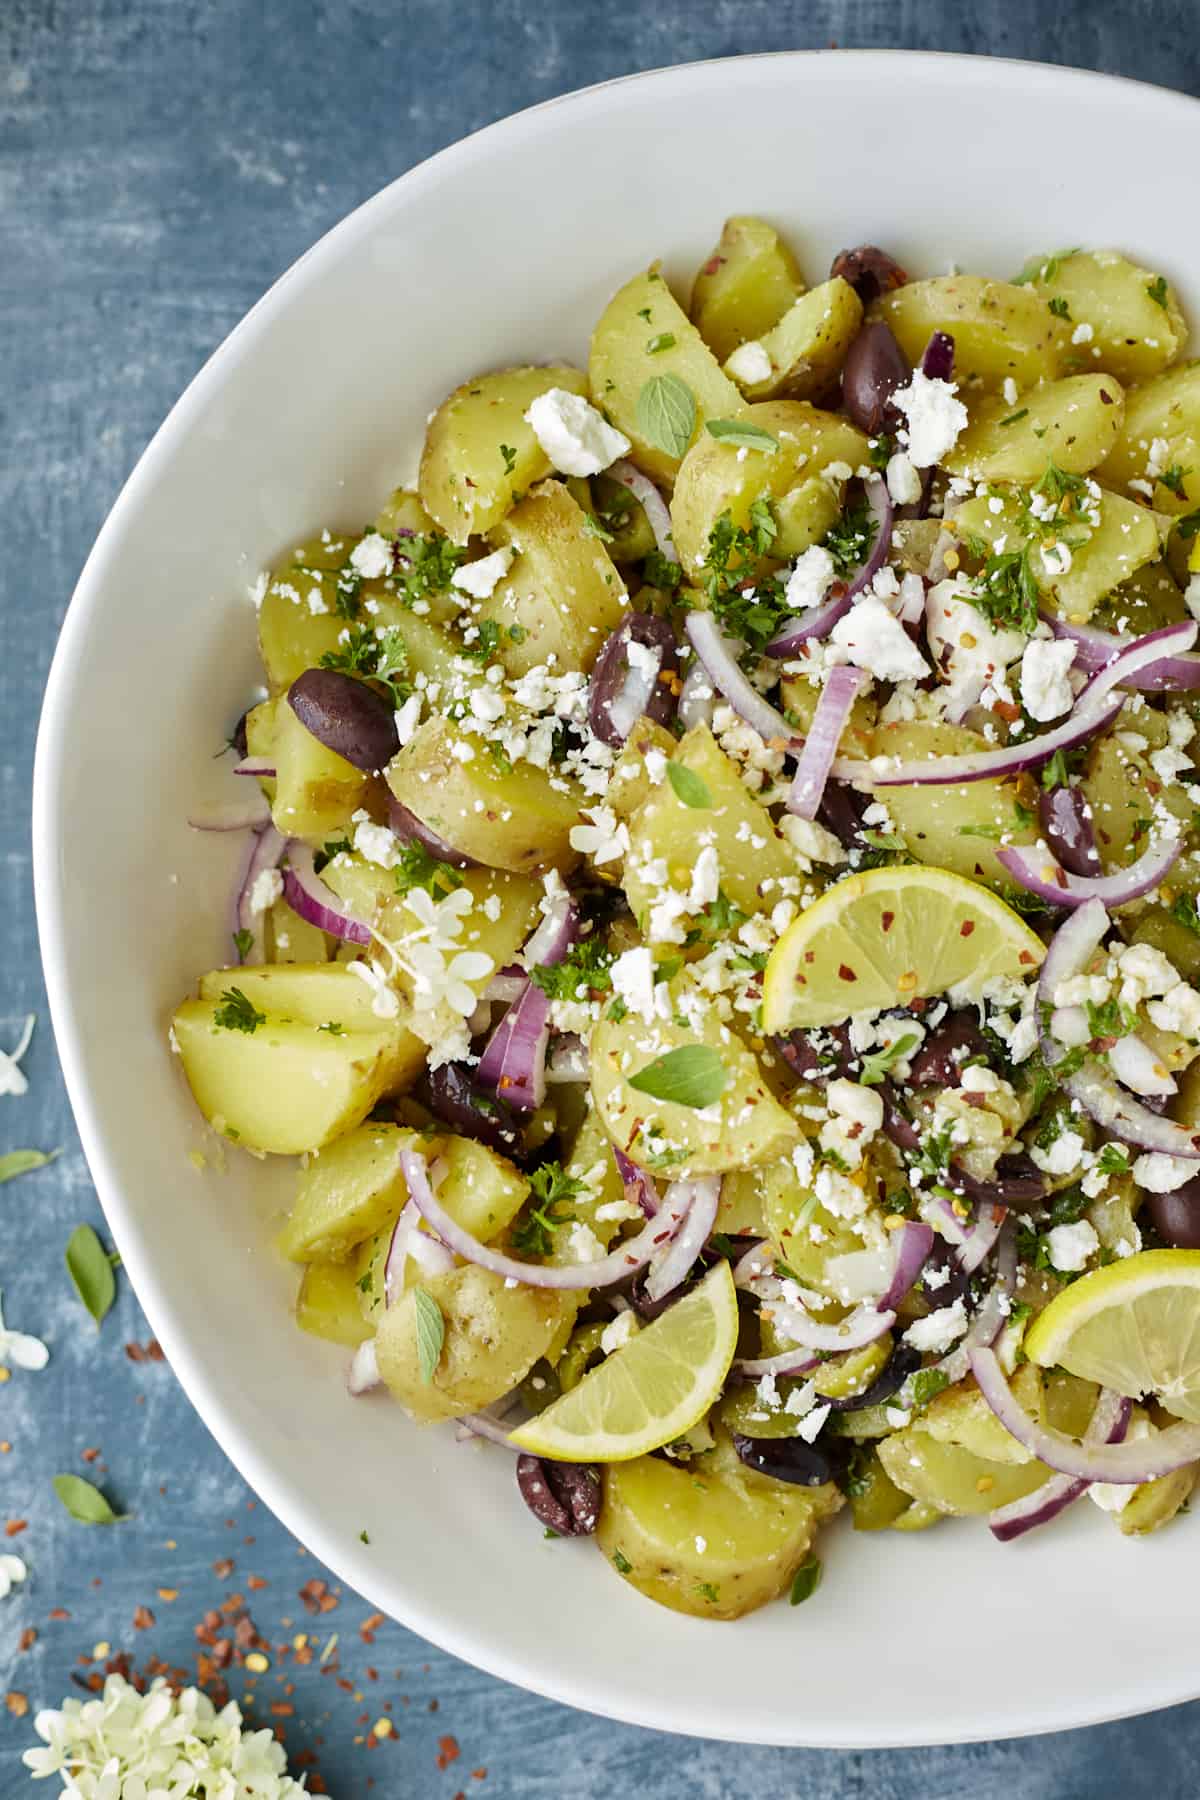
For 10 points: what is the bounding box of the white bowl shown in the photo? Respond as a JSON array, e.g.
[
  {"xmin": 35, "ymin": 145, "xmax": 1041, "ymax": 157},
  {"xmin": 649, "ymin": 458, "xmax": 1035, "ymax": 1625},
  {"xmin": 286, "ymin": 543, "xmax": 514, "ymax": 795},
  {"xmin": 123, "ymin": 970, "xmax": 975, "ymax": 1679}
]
[{"xmin": 34, "ymin": 51, "xmax": 1200, "ymax": 1747}]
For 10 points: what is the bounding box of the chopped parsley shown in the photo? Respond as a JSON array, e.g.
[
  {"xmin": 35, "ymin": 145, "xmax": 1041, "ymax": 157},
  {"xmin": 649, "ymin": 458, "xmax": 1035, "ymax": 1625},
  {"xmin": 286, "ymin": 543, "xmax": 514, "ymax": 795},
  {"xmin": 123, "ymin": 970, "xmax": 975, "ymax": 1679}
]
[
  {"xmin": 212, "ymin": 987, "xmax": 266, "ymax": 1034},
  {"xmin": 392, "ymin": 531, "xmax": 466, "ymax": 609},
  {"xmin": 643, "ymin": 548, "xmax": 682, "ymax": 592},
  {"xmin": 788, "ymin": 1556, "xmax": 821, "ymax": 1605},
  {"xmin": 612, "ymin": 1549, "xmax": 633, "ymax": 1574},
  {"xmin": 463, "ymin": 619, "xmax": 502, "ymax": 663},
  {"xmin": 822, "ymin": 494, "xmax": 876, "ymax": 579},
  {"xmin": 231, "ymin": 927, "xmax": 254, "ymax": 960},
  {"xmin": 967, "ymin": 543, "xmax": 1041, "ymax": 636},
  {"xmin": 908, "ymin": 1367, "xmax": 951, "ymax": 1411},
  {"xmin": 694, "ymin": 1580, "xmax": 721, "ymax": 1604},
  {"xmin": 313, "ymin": 835, "xmax": 353, "ymax": 874},
  {"xmin": 316, "ymin": 1021, "xmax": 345, "ymax": 1036},
  {"xmin": 1159, "ymin": 464, "xmax": 1191, "ymax": 498},
  {"xmin": 1170, "ymin": 893, "xmax": 1200, "ymax": 937},
  {"xmin": 1047, "ymin": 296, "xmax": 1072, "ymax": 320},
  {"xmin": 697, "ymin": 496, "xmax": 789, "ymax": 650},
  {"xmin": 1085, "ymin": 996, "xmax": 1138, "ymax": 1040},
  {"xmin": 999, "ymin": 408, "xmax": 1030, "ymax": 428},
  {"xmin": 529, "ymin": 935, "xmax": 615, "ymax": 1002},
  {"xmin": 499, "ymin": 443, "xmax": 518, "ymax": 474},
  {"xmin": 1097, "ymin": 1143, "xmax": 1130, "ymax": 1174},
  {"xmin": 393, "ymin": 839, "xmax": 463, "ymax": 901},
  {"xmin": 646, "ymin": 331, "xmax": 677, "ymax": 355},
  {"xmin": 1147, "ymin": 275, "xmax": 1170, "ymax": 310},
  {"xmin": 859, "ymin": 1033, "xmax": 920, "ymax": 1086},
  {"xmin": 510, "ymin": 1164, "xmax": 586, "ymax": 1258}
]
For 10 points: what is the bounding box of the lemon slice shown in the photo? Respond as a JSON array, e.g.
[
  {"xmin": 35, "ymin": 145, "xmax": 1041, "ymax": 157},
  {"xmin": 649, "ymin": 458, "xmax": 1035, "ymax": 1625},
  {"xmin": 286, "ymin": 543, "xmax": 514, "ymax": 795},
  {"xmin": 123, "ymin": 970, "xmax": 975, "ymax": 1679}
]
[
  {"xmin": 508, "ymin": 1261, "xmax": 739, "ymax": 1462},
  {"xmin": 1024, "ymin": 1249, "xmax": 1200, "ymax": 1423},
  {"xmin": 760, "ymin": 865, "xmax": 1045, "ymax": 1034}
]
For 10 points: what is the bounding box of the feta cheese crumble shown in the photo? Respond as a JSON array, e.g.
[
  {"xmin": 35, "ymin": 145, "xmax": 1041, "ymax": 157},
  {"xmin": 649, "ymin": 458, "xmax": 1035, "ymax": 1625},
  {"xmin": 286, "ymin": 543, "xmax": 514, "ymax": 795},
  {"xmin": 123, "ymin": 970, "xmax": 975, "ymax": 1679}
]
[
  {"xmin": 891, "ymin": 369, "xmax": 969, "ymax": 468},
  {"xmin": 452, "ymin": 544, "xmax": 516, "ymax": 599},
  {"xmin": 830, "ymin": 594, "xmax": 929, "ymax": 681},
  {"xmin": 524, "ymin": 387, "xmax": 631, "ymax": 477}
]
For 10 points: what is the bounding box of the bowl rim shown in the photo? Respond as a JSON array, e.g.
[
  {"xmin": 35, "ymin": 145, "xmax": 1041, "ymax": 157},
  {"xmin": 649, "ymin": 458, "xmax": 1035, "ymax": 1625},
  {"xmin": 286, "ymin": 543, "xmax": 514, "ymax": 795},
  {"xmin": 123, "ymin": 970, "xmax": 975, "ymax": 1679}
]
[{"xmin": 32, "ymin": 48, "xmax": 1200, "ymax": 1747}]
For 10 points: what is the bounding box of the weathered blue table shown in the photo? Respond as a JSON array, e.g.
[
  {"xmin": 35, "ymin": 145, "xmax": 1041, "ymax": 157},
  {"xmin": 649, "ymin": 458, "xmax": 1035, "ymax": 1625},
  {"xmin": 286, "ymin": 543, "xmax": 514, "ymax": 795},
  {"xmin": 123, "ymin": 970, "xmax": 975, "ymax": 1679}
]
[{"xmin": 4, "ymin": 5, "xmax": 1200, "ymax": 1792}]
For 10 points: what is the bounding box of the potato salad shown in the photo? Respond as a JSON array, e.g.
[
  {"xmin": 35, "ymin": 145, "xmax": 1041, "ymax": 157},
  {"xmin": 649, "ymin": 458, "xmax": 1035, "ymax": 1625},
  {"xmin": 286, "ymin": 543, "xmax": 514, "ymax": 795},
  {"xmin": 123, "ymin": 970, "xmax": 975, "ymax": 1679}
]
[{"xmin": 174, "ymin": 220, "xmax": 1200, "ymax": 1619}]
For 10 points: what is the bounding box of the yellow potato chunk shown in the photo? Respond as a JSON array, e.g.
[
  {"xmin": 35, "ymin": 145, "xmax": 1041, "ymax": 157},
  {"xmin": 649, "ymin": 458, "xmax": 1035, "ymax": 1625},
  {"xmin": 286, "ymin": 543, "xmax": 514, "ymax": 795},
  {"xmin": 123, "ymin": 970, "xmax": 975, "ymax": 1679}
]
[
  {"xmin": 420, "ymin": 364, "xmax": 590, "ymax": 542},
  {"xmin": 1026, "ymin": 250, "xmax": 1188, "ymax": 385},
  {"xmin": 295, "ymin": 1260, "xmax": 374, "ymax": 1348},
  {"xmin": 722, "ymin": 277, "xmax": 863, "ymax": 401},
  {"xmin": 944, "ymin": 374, "xmax": 1125, "ymax": 483},
  {"xmin": 480, "ymin": 480, "xmax": 629, "ymax": 676},
  {"xmin": 872, "ymin": 276, "xmax": 1069, "ymax": 391},
  {"xmin": 280, "ymin": 1121, "xmax": 431, "ymax": 1263},
  {"xmin": 689, "ymin": 215, "xmax": 806, "ymax": 362}
]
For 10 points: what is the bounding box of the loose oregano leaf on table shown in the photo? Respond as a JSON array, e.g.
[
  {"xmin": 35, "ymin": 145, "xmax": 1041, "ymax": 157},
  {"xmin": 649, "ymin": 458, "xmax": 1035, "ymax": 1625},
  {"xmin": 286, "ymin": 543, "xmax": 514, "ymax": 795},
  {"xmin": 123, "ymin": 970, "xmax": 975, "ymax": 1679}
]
[
  {"xmin": 52, "ymin": 1473, "xmax": 127, "ymax": 1525},
  {"xmin": 0, "ymin": 1149, "xmax": 58, "ymax": 1185},
  {"xmin": 65, "ymin": 1223, "xmax": 117, "ymax": 1326},
  {"xmin": 627, "ymin": 1044, "xmax": 728, "ymax": 1110},
  {"xmin": 412, "ymin": 1287, "xmax": 445, "ymax": 1384},
  {"xmin": 666, "ymin": 763, "xmax": 712, "ymax": 809},
  {"xmin": 636, "ymin": 374, "xmax": 696, "ymax": 459}
]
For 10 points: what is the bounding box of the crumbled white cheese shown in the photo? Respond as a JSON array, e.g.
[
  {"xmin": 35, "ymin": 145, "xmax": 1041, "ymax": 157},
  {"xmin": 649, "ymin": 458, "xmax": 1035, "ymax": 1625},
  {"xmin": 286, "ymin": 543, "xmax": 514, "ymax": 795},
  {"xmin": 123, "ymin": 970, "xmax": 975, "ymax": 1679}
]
[
  {"xmin": 599, "ymin": 1310, "xmax": 640, "ymax": 1356},
  {"xmin": 1046, "ymin": 1219, "xmax": 1099, "ymax": 1273},
  {"xmin": 830, "ymin": 594, "xmax": 929, "ymax": 681},
  {"xmin": 394, "ymin": 692, "xmax": 423, "ymax": 746},
  {"xmin": 726, "ymin": 340, "xmax": 774, "ymax": 386},
  {"xmin": 1132, "ymin": 1152, "xmax": 1196, "ymax": 1192},
  {"xmin": 903, "ymin": 1298, "xmax": 968, "ymax": 1354},
  {"xmin": 925, "ymin": 575, "xmax": 1025, "ymax": 708},
  {"xmin": 784, "ymin": 544, "xmax": 837, "ymax": 615},
  {"xmin": 352, "ymin": 812, "xmax": 402, "ymax": 869},
  {"xmin": 609, "ymin": 946, "xmax": 659, "ymax": 1025},
  {"xmin": 524, "ymin": 388, "xmax": 630, "ymax": 477},
  {"xmin": 1147, "ymin": 982, "xmax": 1200, "ymax": 1039},
  {"xmin": 1020, "ymin": 637, "xmax": 1077, "ymax": 722},
  {"xmin": 885, "ymin": 451, "xmax": 923, "ymax": 507},
  {"xmin": 891, "ymin": 369, "xmax": 969, "ymax": 468},
  {"xmin": 452, "ymin": 545, "xmax": 515, "ymax": 600},
  {"xmin": 349, "ymin": 533, "xmax": 392, "ymax": 580},
  {"xmin": 1030, "ymin": 1128, "xmax": 1087, "ymax": 1177},
  {"xmin": 1109, "ymin": 1033, "xmax": 1177, "ymax": 1098},
  {"xmin": 247, "ymin": 867, "xmax": 283, "ymax": 914}
]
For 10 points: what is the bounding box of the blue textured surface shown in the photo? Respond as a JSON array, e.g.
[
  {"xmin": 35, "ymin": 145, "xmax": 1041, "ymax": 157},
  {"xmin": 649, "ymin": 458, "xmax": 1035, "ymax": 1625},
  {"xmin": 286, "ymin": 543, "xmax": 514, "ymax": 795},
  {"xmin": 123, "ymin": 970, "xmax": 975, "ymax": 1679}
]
[{"xmin": 5, "ymin": 5, "xmax": 1200, "ymax": 1793}]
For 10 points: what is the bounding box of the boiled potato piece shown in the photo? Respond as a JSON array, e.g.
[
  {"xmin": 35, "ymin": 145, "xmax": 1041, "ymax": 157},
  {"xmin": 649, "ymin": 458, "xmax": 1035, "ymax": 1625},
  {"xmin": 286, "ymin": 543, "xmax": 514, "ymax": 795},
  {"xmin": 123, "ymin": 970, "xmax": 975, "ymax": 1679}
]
[
  {"xmin": 1081, "ymin": 718, "xmax": 1192, "ymax": 867},
  {"xmin": 266, "ymin": 896, "xmax": 329, "ymax": 965},
  {"xmin": 373, "ymin": 486, "xmax": 436, "ymax": 541},
  {"xmin": 919, "ymin": 1365, "xmax": 1045, "ymax": 1465},
  {"xmin": 689, "ymin": 215, "xmax": 806, "ymax": 362},
  {"xmin": 375, "ymin": 1262, "xmax": 570, "ymax": 1422},
  {"xmin": 597, "ymin": 1434, "xmax": 842, "ymax": 1620},
  {"xmin": 723, "ymin": 278, "xmax": 863, "ymax": 401},
  {"xmin": 256, "ymin": 533, "xmax": 359, "ymax": 690},
  {"xmin": 622, "ymin": 724, "xmax": 800, "ymax": 925},
  {"xmin": 944, "ymin": 374, "xmax": 1125, "ymax": 482},
  {"xmin": 715, "ymin": 1163, "xmax": 770, "ymax": 1235},
  {"xmin": 846, "ymin": 1447, "xmax": 912, "ymax": 1531},
  {"xmin": 877, "ymin": 1427, "xmax": 1053, "ymax": 1517},
  {"xmin": 870, "ymin": 721, "xmax": 1039, "ymax": 892},
  {"xmin": 280, "ymin": 1121, "xmax": 432, "ymax": 1263},
  {"xmin": 386, "ymin": 714, "xmax": 582, "ymax": 873},
  {"xmin": 437, "ymin": 1135, "xmax": 529, "ymax": 1242},
  {"xmin": 760, "ymin": 1147, "xmax": 885, "ymax": 1298},
  {"xmin": 419, "ymin": 364, "xmax": 589, "ymax": 542},
  {"xmin": 196, "ymin": 962, "xmax": 425, "ymax": 1088},
  {"xmin": 172, "ymin": 1000, "xmax": 403, "ymax": 1155},
  {"xmin": 608, "ymin": 717, "xmax": 678, "ymax": 821},
  {"xmin": 1092, "ymin": 559, "xmax": 1187, "ymax": 635},
  {"xmin": 589, "ymin": 267, "xmax": 743, "ymax": 485},
  {"xmin": 1097, "ymin": 360, "xmax": 1200, "ymax": 509},
  {"xmin": 296, "ymin": 1259, "xmax": 374, "ymax": 1348},
  {"xmin": 872, "ymin": 276, "xmax": 1069, "ymax": 391},
  {"xmin": 479, "ymin": 481, "xmax": 628, "ymax": 676},
  {"xmin": 270, "ymin": 698, "xmax": 375, "ymax": 843},
  {"xmin": 953, "ymin": 487, "xmax": 1165, "ymax": 622},
  {"xmin": 670, "ymin": 400, "xmax": 868, "ymax": 573},
  {"xmin": 590, "ymin": 977, "xmax": 799, "ymax": 1177},
  {"xmin": 1026, "ymin": 250, "xmax": 1188, "ymax": 386}
]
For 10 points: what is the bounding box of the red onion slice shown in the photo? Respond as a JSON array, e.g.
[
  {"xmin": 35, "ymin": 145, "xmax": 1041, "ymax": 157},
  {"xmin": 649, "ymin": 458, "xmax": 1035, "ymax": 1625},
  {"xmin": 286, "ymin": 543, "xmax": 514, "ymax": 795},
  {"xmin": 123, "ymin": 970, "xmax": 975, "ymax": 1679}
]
[
  {"xmin": 970, "ymin": 1345, "xmax": 1200, "ymax": 1482},
  {"xmin": 643, "ymin": 1176, "xmax": 722, "ymax": 1303},
  {"xmin": 188, "ymin": 791, "xmax": 273, "ymax": 832},
  {"xmin": 485, "ymin": 968, "xmax": 528, "ymax": 1004},
  {"xmin": 347, "ymin": 1338, "xmax": 382, "ymax": 1396},
  {"xmin": 787, "ymin": 666, "xmax": 869, "ymax": 820},
  {"xmin": 732, "ymin": 1239, "xmax": 774, "ymax": 1288},
  {"xmin": 384, "ymin": 1198, "xmax": 454, "ymax": 1302},
  {"xmin": 614, "ymin": 1148, "xmax": 660, "ymax": 1218},
  {"xmin": 1065, "ymin": 1061, "xmax": 1200, "ymax": 1160},
  {"xmin": 831, "ymin": 692, "xmax": 1123, "ymax": 789},
  {"xmin": 677, "ymin": 656, "xmax": 717, "ymax": 731},
  {"xmin": 766, "ymin": 476, "xmax": 894, "ymax": 655},
  {"xmin": 386, "ymin": 796, "xmax": 475, "ymax": 868},
  {"xmin": 403, "ymin": 1147, "xmax": 692, "ymax": 1290},
  {"xmin": 607, "ymin": 459, "xmax": 678, "ymax": 564},
  {"xmin": 877, "ymin": 1221, "xmax": 934, "ymax": 1311},
  {"xmin": 521, "ymin": 891, "xmax": 581, "ymax": 970},
  {"xmin": 1037, "ymin": 898, "xmax": 1110, "ymax": 1055},
  {"xmin": 1081, "ymin": 619, "xmax": 1198, "ymax": 704},
  {"xmin": 457, "ymin": 1411, "xmax": 523, "ymax": 1451},
  {"xmin": 684, "ymin": 612, "xmax": 797, "ymax": 744},
  {"xmin": 988, "ymin": 1388, "xmax": 1132, "ymax": 1542},
  {"xmin": 234, "ymin": 824, "xmax": 286, "ymax": 963},
  {"xmin": 954, "ymin": 1202, "xmax": 1007, "ymax": 1277},
  {"xmin": 998, "ymin": 832, "xmax": 1182, "ymax": 910},
  {"xmin": 732, "ymin": 1346, "xmax": 824, "ymax": 1381},
  {"xmin": 1049, "ymin": 615, "xmax": 1200, "ymax": 691},
  {"xmin": 476, "ymin": 981, "xmax": 551, "ymax": 1113},
  {"xmin": 281, "ymin": 842, "xmax": 372, "ymax": 946}
]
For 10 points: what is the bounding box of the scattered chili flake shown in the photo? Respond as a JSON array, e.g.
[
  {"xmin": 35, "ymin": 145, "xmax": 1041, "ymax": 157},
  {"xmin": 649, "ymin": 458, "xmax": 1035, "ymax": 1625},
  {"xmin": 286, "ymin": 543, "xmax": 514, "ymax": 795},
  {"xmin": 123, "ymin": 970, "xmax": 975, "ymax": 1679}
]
[
  {"xmin": 5, "ymin": 1692, "xmax": 29, "ymax": 1718},
  {"xmin": 212, "ymin": 1557, "xmax": 235, "ymax": 1579},
  {"xmin": 5, "ymin": 1519, "xmax": 27, "ymax": 1537},
  {"xmin": 471, "ymin": 1769, "xmax": 488, "ymax": 1781},
  {"xmin": 157, "ymin": 1587, "xmax": 179, "ymax": 1603},
  {"xmin": 133, "ymin": 1606, "xmax": 156, "ymax": 1630},
  {"xmin": 437, "ymin": 1734, "xmax": 461, "ymax": 1769},
  {"xmin": 270, "ymin": 1702, "xmax": 294, "ymax": 1717},
  {"xmin": 960, "ymin": 919, "xmax": 976, "ymax": 937},
  {"xmin": 48, "ymin": 1608, "xmax": 70, "ymax": 1621},
  {"xmin": 248, "ymin": 1574, "xmax": 268, "ymax": 1590},
  {"xmin": 837, "ymin": 963, "xmax": 857, "ymax": 982},
  {"xmin": 18, "ymin": 1628, "xmax": 36, "ymax": 1652},
  {"xmin": 299, "ymin": 1578, "xmax": 331, "ymax": 1615},
  {"xmin": 359, "ymin": 1611, "xmax": 385, "ymax": 1643},
  {"xmin": 81, "ymin": 1448, "xmax": 101, "ymax": 1463}
]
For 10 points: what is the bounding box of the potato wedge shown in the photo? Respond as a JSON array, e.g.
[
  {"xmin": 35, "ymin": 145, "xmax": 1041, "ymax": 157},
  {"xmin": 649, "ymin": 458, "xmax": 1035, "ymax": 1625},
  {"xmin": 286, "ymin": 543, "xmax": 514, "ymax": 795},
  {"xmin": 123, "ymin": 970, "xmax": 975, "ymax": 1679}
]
[
  {"xmin": 689, "ymin": 215, "xmax": 806, "ymax": 362},
  {"xmin": 295, "ymin": 1259, "xmax": 374, "ymax": 1348},
  {"xmin": 479, "ymin": 480, "xmax": 629, "ymax": 676},
  {"xmin": 722, "ymin": 277, "xmax": 863, "ymax": 401},
  {"xmin": 589, "ymin": 268, "xmax": 743, "ymax": 484},
  {"xmin": 944, "ymin": 374, "xmax": 1125, "ymax": 482},
  {"xmin": 872, "ymin": 275, "xmax": 1069, "ymax": 391},
  {"xmin": 1025, "ymin": 249, "xmax": 1188, "ymax": 385},
  {"xmin": 420, "ymin": 364, "xmax": 590, "ymax": 542}
]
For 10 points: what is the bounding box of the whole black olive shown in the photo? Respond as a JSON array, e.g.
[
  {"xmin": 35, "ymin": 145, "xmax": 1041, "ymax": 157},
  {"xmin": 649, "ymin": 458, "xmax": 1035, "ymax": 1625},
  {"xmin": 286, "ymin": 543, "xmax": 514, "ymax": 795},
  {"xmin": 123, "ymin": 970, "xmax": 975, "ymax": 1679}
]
[
  {"xmin": 288, "ymin": 668, "xmax": 400, "ymax": 771},
  {"xmin": 1145, "ymin": 1178, "xmax": 1200, "ymax": 1249},
  {"xmin": 731, "ymin": 1434, "xmax": 832, "ymax": 1487},
  {"xmin": 830, "ymin": 245, "xmax": 909, "ymax": 305},
  {"xmin": 841, "ymin": 321, "xmax": 911, "ymax": 435},
  {"xmin": 516, "ymin": 1455, "xmax": 601, "ymax": 1535}
]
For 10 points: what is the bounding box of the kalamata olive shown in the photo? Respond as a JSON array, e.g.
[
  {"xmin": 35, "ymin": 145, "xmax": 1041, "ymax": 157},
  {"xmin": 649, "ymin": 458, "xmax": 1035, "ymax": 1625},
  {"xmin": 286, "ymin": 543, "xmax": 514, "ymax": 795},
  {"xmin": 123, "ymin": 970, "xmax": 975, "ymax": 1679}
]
[
  {"xmin": 817, "ymin": 779, "xmax": 870, "ymax": 848},
  {"xmin": 955, "ymin": 1154, "xmax": 1046, "ymax": 1214},
  {"xmin": 907, "ymin": 1012, "xmax": 992, "ymax": 1087},
  {"xmin": 731, "ymin": 1434, "xmax": 832, "ymax": 1487},
  {"xmin": 1145, "ymin": 1179, "xmax": 1200, "ymax": 1248},
  {"xmin": 774, "ymin": 1022, "xmax": 856, "ymax": 1084},
  {"xmin": 588, "ymin": 613, "xmax": 680, "ymax": 747},
  {"xmin": 230, "ymin": 709, "xmax": 250, "ymax": 760},
  {"xmin": 627, "ymin": 1275, "xmax": 681, "ymax": 1322},
  {"xmin": 419, "ymin": 1061, "xmax": 526, "ymax": 1159},
  {"xmin": 921, "ymin": 331, "xmax": 956, "ymax": 381},
  {"xmin": 826, "ymin": 1343, "xmax": 923, "ymax": 1411},
  {"xmin": 1039, "ymin": 784, "xmax": 1102, "ymax": 877},
  {"xmin": 840, "ymin": 321, "xmax": 912, "ymax": 435},
  {"xmin": 516, "ymin": 1454, "xmax": 601, "ymax": 1535},
  {"xmin": 287, "ymin": 668, "xmax": 399, "ymax": 772},
  {"xmin": 918, "ymin": 1240, "xmax": 972, "ymax": 1308},
  {"xmin": 830, "ymin": 245, "xmax": 908, "ymax": 305},
  {"xmin": 878, "ymin": 1081, "xmax": 921, "ymax": 1154},
  {"xmin": 386, "ymin": 796, "xmax": 475, "ymax": 868}
]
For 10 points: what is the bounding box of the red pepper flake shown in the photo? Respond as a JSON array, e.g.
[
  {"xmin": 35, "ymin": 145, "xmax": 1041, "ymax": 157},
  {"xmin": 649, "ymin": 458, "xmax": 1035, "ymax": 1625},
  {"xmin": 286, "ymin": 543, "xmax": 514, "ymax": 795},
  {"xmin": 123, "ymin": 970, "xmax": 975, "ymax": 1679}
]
[
  {"xmin": 123, "ymin": 1339, "xmax": 163, "ymax": 1362},
  {"xmin": 359, "ymin": 1611, "xmax": 386, "ymax": 1642},
  {"xmin": 960, "ymin": 919, "xmax": 975, "ymax": 937},
  {"xmin": 299, "ymin": 1578, "xmax": 334, "ymax": 1615},
  {"xmin": 48, "ymin": 1608, "xmax": 70, "ymax": 1621},
  {"xmin": 18, "ymin": 1629, "xmax": 36, "ymax": 1652},
  {"xmin": 81, "ymin": 1447, "xmax": 101, "ymax": 1463},
  {"xmin": 1019, "ymin": 949, "xmax": 1036, "ymax": 965},
  {"xmin": 881, "ymin": 910, "xmax": 895, "ymax": 933},
  {"xmin": 247, "ymin": 1574, "xmax": 268, "ymax": 1590},
  {"xmin": 270, "ymin": 1702, "xmax": 294, "ymax": 1717},
  {"xmin": 212, "ymin": 1557, "xmax": 235, "ymax": 1579},
  {"xmin": 837, "ymin": 963, "xmax": 857, "ymax": 982},
  {"xmin": 133, "ymin": 1606, "xmax": 156, "ymax": 1630},
  {"xmin": 157, "ymin": 1588, "xmax": 179, "ymax": 1603},
  {"xmin": 5, "ymin": 1520, "xmax": 27, "ymax": 1537},
  {"xmin": 471, "ymin": 1769, "xmax": 488, "ymax": 1781},
  {"xmin": 5, "ymin": 1692, "xmax": 29, "ymax": 1718},
  {"xmin": 437, "ymin": 1734, "xmax": 461, "ymax": 1770}
]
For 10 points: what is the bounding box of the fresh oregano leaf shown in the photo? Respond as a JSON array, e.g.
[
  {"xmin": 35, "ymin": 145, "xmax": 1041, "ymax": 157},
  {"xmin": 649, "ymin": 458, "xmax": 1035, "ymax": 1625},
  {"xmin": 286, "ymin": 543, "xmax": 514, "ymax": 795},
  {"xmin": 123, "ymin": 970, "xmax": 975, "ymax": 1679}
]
[
  {"xmin": 789, "ymin": 1555, "xmax": 822, "ymax": 1605},
  {"xmin": 636, "ymin": 374, "xmax": 696, "ymax": 458},
  {"xmin": 705, "ymin": 419, "xmax": 780, "ymax": 451},
  {"xmin": 666, "ymin": 763, "xmax": 712, "ymax": 809},
  {"xmin": 65, "ymin": 1224, "xmax": 117, "ymax": 1326},
  {"xmin": 413, "ymin": 1287, "xmax": 445, "ymax": 1384},
  {"xmin": 627, "ymin": 1044, "xmax": 728, "ymax": 1110},
  {"xmin": 52, "ymin": 1473, "xmax": 126, "ymax": 1525},
  {"xmin": 0, "ymin": 1149, "xmax": 58, "ymax": 1185}
]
